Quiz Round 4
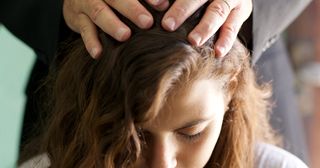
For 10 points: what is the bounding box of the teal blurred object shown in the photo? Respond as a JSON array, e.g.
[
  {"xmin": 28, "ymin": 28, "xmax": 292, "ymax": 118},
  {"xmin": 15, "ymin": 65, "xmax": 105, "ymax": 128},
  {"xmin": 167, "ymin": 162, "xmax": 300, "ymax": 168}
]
[{"xmin": 0, "ymin": 25, "xmax": 35, "ymax": 168}]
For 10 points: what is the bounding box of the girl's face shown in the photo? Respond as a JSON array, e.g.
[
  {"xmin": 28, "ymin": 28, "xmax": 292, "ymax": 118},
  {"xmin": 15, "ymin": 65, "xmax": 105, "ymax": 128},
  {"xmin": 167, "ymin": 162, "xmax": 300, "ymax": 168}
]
[{"xmin": 134, "ymin": 79, "xmax": 226, "ymax": 168}]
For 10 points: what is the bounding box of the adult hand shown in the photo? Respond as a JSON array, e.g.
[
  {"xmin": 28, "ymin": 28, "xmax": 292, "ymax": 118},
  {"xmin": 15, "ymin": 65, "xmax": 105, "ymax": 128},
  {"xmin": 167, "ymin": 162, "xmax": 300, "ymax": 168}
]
[
  {"xmin": 156, "ymin": 0, "xmax": 252, "ymax": 57},
  {"xmin": 63, "ymin": 0, "xmax": 169, "ymax": 59}
]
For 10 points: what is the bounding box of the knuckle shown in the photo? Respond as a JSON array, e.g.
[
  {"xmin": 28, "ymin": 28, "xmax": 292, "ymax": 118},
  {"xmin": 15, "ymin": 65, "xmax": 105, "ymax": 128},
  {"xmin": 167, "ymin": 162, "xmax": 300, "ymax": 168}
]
[
  {"xmin": 208, "ymin": 3, "xmax": 228, "ymax": 18},
  {"xmin": 174, "ymin": 6, "xmax": 188, "ymax": 18},
  {"xmin": 80, "ymin": 30, "xmax": 94, "ymax": 48},
  {"xmin": 65, "ymin": 18, "xmax": 77, "ymax": 31},
  {"xmin": 79, "ymin": 23, "xmax": 90, "ymax": 35},
  {"xmin": 133, "ymin": 4, "xmax": 143, "ymax": 13},
  {"xmin": 224, "ymin": 24, "xmax": 238, "ymax": 35},
  {"xmin": 64, "ymin": 0, "xmax": 77, "ymax": 15},
  {"xmin": 89, "ymin": 1, "xmax": 107, "ymax": 21},
  {"xmin": 198, "ymin": 17, "xmax": 216, "ymax": 33},
  {"xmin": 201, "ymin": 21, "xmax": 214, "ymax": 33},
  {"xmin": 129, "ymin": 4, "xmax": 143, "ymax": 16}
]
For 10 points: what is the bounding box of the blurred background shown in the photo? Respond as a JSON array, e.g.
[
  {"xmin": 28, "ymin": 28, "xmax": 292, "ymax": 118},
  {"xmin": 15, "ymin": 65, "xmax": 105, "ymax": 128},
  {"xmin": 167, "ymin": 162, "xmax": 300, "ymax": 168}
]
[
  {"xmin": 0, "ymin": 1, "xmax": 319, "ymax": 167},
  {"xmin": 287, "ymin": 1, "xmax": 320, "ymax": 167},
  {"xmin": 0, "ymin": 25, "xmax": 35, "ymax": 168}
]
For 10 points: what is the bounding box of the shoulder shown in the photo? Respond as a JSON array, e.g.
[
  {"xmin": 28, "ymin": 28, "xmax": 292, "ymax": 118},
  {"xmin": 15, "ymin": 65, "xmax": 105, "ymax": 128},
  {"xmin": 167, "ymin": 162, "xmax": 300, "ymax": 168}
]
[
  {"xmin": 19, "ymin": 154, "xmax": 50, "ymax": 168},
  {"xmin": 255, "ymin": 143, "xmax": 309, "ymax": 168}
]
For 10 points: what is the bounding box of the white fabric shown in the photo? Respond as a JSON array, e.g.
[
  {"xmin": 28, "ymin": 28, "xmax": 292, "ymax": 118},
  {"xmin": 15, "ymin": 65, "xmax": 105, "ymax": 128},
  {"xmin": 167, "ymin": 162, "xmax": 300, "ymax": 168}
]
[
  {"xmin": 19, "ymin": 154, "xmax": 50, "ymax": 168},
  {"xmin": 19, "ymin": 143, "xmax": 308, "ymax": 168},
  {"xmin": 255, "ymin": 143, "xmax": 309, "ymax": 168}
]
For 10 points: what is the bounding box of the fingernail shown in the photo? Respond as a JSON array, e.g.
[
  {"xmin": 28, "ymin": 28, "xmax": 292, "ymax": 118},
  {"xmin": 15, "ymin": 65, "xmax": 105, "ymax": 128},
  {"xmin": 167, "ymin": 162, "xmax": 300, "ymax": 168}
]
[
  {"xmin": 217, "ymin": 46, "xmax": 225, "ymax": 57},
  {"xmin": 116, "ymin": 28, "xmax": 129, "ymax": 41},
  {"xmin": 157, "ymin": 0, "xmax": 169, "ymax": 11},
  {"xmin": 90, "ymin": 48, "xmax": 98, "ymax": 58},
  {"xmin": 190, "ymin": 33, "xmax": 202, "ymax": 46},
  {"xmin": 164, "ymin": 17, "xmax": 176, "ymax": 31},
  {"xmin": 138, "ymin": 14, "xmax": 153, "ymax": 28},
  {"xmin": 150, "ymin": 0, "xmax": 161, "ymax": 5}
]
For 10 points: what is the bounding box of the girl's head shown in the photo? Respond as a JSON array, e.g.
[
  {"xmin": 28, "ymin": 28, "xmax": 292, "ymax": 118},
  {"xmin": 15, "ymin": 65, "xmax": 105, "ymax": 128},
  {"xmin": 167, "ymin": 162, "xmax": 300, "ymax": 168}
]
[{"xmin": 43, "ymin": 1, "xmax": 274, "ymax": 168}]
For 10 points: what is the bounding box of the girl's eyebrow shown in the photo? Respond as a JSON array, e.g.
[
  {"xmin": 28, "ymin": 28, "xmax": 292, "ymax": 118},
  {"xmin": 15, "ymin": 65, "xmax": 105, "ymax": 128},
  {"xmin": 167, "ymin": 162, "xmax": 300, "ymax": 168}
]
[{"xmin": 174, "ymin": 117, "xmax": 212, "ymax": 131}]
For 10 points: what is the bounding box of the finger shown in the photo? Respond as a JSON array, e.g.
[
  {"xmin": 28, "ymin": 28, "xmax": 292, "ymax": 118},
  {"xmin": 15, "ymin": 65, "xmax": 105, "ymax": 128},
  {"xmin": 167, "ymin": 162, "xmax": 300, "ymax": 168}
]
[
  {"xmin": 162, "ymin": 0, "xmax": 208, "ymax": 31},
  {"xmin": 146, "ymin": 0, "xmax": 164, "ymax": 6},
  {"xmin": 188, "ymin": 0, "xmax": 234, "ymax": 46},
  {"xmin": 146, "ymin": 0, "xmax": 170, "ymax": 11},
  {"xmin": 214, "ymin": 10, "xmax": 244, "ymax": 57},
  {"xmin": 82, "ymin": 0, "xmax": 131, "ymax": 42},
  {"xmin": 62, "ymin": 0, "xmax": 79, "ymax": 33},
  {"xmin": 214, "ymin": 6, "xmax": 250, "ymax": 57},
  {"xmin": 105, "ymin": 0, "xmax": 153, "ymax": 29},
  {"xmin": 78, "ymin": 14, "xmax": 103, "ymax": 59}
]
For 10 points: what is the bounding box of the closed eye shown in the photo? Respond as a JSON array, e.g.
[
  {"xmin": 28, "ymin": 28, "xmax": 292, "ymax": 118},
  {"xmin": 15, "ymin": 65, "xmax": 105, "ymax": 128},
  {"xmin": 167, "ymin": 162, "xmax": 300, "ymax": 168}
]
[
  {"xmin": 176, "ymin": 120, "xmax": 210, "ymax": 143},
  {"xmin": 178, "ymin": 131, "xmax": 204, "ymax": 143}
]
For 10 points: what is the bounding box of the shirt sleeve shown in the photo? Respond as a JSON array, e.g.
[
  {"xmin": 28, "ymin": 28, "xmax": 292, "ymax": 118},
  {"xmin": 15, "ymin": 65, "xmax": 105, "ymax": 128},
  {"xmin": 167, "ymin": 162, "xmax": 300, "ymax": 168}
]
[
  {"xmin": 255, "ymin": 143, "xmax": 309, "ymax": 168},
  {"xmin": 19, "ymin": 154, "xmax": 50, "ymax": 168}
]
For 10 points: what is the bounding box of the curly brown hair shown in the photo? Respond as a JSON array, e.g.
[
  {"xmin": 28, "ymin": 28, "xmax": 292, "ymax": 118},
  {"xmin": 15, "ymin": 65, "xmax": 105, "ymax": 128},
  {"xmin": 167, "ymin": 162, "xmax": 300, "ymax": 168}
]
[{"xmin": 35, "ymin": 1, "xmax": 276, "ymax": 168}]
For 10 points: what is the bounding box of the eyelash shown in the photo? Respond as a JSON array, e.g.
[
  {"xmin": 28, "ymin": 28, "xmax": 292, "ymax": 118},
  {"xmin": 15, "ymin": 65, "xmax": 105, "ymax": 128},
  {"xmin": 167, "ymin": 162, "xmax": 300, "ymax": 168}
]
[
  {"xmin": 179, "ymin": 131, "xmax": 203, "ymax": 143},
  {"xmin": 138, "ymin": 129, "xmax": 205, "ymax": 143}
]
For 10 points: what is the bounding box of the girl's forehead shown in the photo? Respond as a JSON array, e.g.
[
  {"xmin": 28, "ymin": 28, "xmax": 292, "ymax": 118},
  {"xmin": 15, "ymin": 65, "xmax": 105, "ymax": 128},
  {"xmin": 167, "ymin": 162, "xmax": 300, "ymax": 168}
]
[{"xmin": 142, "ymin": 79, "xmax": 225, "ymax": 131}]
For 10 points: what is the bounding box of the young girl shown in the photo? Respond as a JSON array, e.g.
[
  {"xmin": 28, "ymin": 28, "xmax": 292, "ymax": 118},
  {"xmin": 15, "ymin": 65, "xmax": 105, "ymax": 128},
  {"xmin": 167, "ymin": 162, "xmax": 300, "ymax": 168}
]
[{"xmin": 20, "ymin": 1, "xmax": 308, "ymax": 168}]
